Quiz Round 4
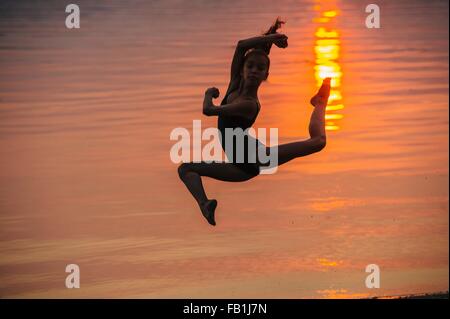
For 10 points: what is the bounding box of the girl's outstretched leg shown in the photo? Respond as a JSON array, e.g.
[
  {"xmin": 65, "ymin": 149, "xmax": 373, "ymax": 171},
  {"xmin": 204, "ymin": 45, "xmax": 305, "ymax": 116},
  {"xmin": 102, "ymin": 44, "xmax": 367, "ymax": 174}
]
[{"xmin": 273, "ymin": 78, "xmax": 331, "ymax": 166}]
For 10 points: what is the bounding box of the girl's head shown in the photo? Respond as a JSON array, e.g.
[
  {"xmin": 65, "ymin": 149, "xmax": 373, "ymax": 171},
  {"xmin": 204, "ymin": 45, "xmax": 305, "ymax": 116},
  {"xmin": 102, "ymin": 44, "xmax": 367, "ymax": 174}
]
[
  {"xmin": 239, "ymin": 17, "xmax": 285, "ymax": 90},
  {"xmin": 241, "ymin": 49, "xmax": 270, "ymax": 86}
]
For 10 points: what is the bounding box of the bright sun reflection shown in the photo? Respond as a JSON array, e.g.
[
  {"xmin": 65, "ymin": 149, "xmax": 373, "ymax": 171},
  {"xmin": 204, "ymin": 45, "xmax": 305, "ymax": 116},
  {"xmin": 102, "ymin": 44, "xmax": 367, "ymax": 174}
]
[{"xmin": 313, "ymin": 7, "xmax": 344, "ymax": 131}]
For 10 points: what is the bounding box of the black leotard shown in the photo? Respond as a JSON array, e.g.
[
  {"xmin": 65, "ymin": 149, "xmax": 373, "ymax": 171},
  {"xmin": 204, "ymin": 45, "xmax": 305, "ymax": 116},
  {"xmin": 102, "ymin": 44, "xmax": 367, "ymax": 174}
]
[{"xmin": 218, "ymin": 93, "xmax": 262, "ymax": 177}]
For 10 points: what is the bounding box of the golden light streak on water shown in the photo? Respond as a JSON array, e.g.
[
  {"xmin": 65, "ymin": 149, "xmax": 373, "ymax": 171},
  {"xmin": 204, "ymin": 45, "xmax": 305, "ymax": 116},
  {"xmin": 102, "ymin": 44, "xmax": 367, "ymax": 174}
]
[
  {"xmin": 313, "ymin": 6, "xmax": 344, "ymax": 131},
  {"xmin": 326, "ymin": 104, "xmax": 344, "ymax": 111},
  {"xmin": 315, "ymin": 27, "xmax": 339, "ymax": 39},
  {"xmin": 323, "ymin": 10, "xmax": 338, "ymax": 18},
  {"xmin": 325, "ymin": 114, "xmax": 344, "ymax": 120}
]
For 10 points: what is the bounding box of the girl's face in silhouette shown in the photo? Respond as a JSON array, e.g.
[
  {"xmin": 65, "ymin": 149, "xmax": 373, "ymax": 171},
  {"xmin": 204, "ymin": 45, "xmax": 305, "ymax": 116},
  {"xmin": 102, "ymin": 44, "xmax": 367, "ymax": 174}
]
[{"xmin": 241, "ymin": 53, "xmax": 269, "ymax": 87}]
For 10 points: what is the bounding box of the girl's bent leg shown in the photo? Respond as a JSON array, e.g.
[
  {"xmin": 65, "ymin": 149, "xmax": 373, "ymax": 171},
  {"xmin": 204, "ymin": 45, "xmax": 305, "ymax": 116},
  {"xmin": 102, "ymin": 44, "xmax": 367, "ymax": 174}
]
[
  {"xmin": 177, "ymin": 162, "xmax": 257, "ymax": 226},
  {"xmin": 178, "ymin": 162, "xmax": 256, "ymax": 203}
]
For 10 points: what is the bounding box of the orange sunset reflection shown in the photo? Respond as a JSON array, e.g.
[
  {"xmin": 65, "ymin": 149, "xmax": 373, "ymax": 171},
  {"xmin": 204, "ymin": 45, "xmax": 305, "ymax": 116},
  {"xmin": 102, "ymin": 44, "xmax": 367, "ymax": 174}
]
[
  {"xmin": 317, "ymin": 258, "xmax": 344, "ymax": 269},
  {"xmin": 0, "ymin": 0, "xmax": 447, "ymax": 299},
  {"xmin": 313, "ymin": 7, "xmax": 344, "ymax": 131}
]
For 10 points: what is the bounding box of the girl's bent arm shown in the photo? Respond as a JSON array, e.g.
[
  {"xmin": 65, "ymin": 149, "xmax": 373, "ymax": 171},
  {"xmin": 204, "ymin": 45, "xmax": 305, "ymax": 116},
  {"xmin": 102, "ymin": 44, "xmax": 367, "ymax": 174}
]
[{"xmin": 203, "ymin": 93, "xmax": 256, "ymax": 119}]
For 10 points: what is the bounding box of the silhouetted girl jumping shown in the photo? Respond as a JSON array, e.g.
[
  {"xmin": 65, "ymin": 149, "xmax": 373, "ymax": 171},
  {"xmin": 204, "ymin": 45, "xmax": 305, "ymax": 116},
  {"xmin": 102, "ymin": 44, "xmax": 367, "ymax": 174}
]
[{"xmin": 178, "ymin": 18, "xmax": 330, "ymax": 226}]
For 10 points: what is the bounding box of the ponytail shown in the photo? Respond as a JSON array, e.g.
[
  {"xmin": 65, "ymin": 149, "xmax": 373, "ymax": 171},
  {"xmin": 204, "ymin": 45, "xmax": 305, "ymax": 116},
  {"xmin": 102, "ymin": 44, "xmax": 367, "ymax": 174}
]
[{"xmin": 259, "ymin": 17, "xmax": 286, "ymax": 54}]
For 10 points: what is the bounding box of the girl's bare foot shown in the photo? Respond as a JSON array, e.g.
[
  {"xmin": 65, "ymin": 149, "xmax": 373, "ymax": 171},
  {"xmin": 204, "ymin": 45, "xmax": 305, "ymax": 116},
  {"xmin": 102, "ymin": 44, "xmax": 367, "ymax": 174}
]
[
  {"xmin": 200, "ymin": 199, "xmax": 217, "ymax": 226},
  {"xmin": 310, "ymin": 77, "xmax": 331, "ymax": 108}
]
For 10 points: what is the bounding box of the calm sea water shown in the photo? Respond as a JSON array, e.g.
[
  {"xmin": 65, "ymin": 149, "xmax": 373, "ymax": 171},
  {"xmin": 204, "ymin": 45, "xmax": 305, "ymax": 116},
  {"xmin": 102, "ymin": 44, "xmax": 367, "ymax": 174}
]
[{"xmin": 0, "ymin": 0, "xmax": 448, "ymax": 298}]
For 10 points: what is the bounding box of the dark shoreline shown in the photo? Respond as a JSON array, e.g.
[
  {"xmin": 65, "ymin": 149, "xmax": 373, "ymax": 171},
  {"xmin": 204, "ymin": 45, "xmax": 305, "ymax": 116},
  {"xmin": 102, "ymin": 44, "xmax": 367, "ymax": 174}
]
[{"xmin": 370, "ymin": 291, "xmax": 449, "ymax": 299}]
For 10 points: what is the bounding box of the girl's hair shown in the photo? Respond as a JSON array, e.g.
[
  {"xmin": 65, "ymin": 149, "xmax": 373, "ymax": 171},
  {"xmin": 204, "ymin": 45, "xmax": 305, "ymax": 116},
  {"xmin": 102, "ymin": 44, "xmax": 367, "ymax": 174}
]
[{"xmin": 260, "ymin": 16, "xmax": 286, "ymax": 55}]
